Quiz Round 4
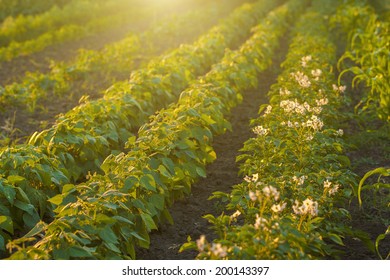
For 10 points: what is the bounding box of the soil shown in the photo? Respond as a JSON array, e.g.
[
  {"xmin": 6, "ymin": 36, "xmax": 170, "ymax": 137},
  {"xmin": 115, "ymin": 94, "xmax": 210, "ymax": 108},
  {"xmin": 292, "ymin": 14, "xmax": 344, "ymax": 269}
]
[
  {"xmin": 136, "ymin": 82, "xmax": 272, "ymax": 261},
  {"xmin": 136, "ymin": 40, "xmax": 287, "ymax": 260}
]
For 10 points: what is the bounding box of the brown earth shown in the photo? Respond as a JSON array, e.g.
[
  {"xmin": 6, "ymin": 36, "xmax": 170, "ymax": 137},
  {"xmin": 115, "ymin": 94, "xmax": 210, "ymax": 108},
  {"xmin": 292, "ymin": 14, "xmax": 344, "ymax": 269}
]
[{"xmin": 136, "ymin": 40, "xmax": 287, "ymax": 260}]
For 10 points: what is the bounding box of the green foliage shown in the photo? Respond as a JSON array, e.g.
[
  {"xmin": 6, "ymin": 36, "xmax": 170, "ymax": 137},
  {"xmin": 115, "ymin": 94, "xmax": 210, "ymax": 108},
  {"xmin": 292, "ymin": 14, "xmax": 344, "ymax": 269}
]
[
  {"xmin": 183, "ymin": 0, "xmax": 359, "ymax": 260},
  {"xmin": 357, "ymin": 167, "xmax": 390, "ymax": 259},
  {"xmin": 333, "ymin": 0, "xmax": 390, "ymax": 122},
  {"xmin": 5, "ymin": 0, "xmax": 286, "ymax": 259},
  {"xmin": 0, "ymin": 0, "xmax": 147, "ymax": 61}
]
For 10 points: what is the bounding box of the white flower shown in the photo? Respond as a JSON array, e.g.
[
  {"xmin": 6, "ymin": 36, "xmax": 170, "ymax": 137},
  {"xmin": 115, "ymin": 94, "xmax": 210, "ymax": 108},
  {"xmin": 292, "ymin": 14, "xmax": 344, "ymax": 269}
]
[
  {"xmin": 335, "ymin": 129, "xmax": 344, "ymax": 136},
  {"xmin": 302, "ymin": 115, "xmax": 324, "ymax": 131},
  {"xmin": 264, "ymin": 105, "xmax": 272, "ymax": 116},
  {"xmin": 230, "ymin": 210, "xmax": 241, "ymax": 220},
  {"xmin": 211, "ymin": 243, "xmax": 227, "ymax": 258},
  {"xmin": 279, "ymin": 88, "xmax": 291, "ymax": 96},
  {"xmin": 272, "ymin": 223, "xmax": 280, "ymax": 230},
  {"xmin": 293, "ymin": 175, "xmax": 307, "ymax": 186},
  {"xmin": 332, "ymin": 84, "xmax": 347, "ymax": 93},
  {"xmin": 262, "ymin": 186, "xmax": 280, "ymax": 201},
  {"xmin": 311, "ymin": 106, "xmax": 323, "ymax": 114},
  {"xmin": 245, "ymin": 173, "xmax": 259, "ymax": 183},
  {"xmin": 249, "ymin": 191, "xmax": 257, "ymax": 202},
  {"xmin": 291, "ymin": 71, "xmax": 311, "ymax": 88},
  {"xmin": 316, "ymin": 98, "xmax": 329, "ymax": 106},
  {"xmin": 311, "ymin": 69, "xmax": 322, "ymax": 80},
  {"xmin": 329, "ymin": 184, "xmax": 340, "ymax": 195},
  {"xmin": 293, "ymin": 198, "xmax": 319, "ymax": 216},
  {"xmin": 254, "ymin": 214, "xmax": 267, "ymax": 230},
  {"xmin": 197, "ymin": 235, "xmax": 206, "ymax": 251},
  {"xmin": 301, "ymin": 55, "xmax": 312, "ymax": 67},
  {"xmin": 271, "ymin": 202, "xmax": 287, "ymax": 213},
  {"xmin": 253, "ymin": 125, "xmax": 269, "ymax": 136},
  {"xmin": 323, "ymin": 179, "xmax": 332, "ymax": 189}
]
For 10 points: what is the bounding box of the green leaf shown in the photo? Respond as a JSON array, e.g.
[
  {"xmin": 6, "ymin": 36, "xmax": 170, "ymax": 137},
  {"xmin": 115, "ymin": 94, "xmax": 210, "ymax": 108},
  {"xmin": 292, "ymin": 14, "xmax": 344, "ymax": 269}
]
[
  {"xmin": 129, "ymin": 231, "xmax": 147, "ymax": 242},
  {"xmin": 23, "ymin": 212, "xmax": 40, "ymax": 228},
  {"xmin": 104, "ymin": 241, "xmax": 121, "ymax": 254},
  {"xmin": 162, "ymin": 157, "xmax": 175, "ymax": 174},
  {"xmin": 140, "ymin": 213, "xmax": 157, "ymax": 231},
  {"xmin": 375, "ymin": 226, "xmax": 390, "ymax": 260},
  {"xmin": 6, "ymin": 175, "xmax": 25, "ymax": 184},
  {"xmin": 0, "ymin": 183, "xmax": 16, "ymax": 204},
  {"xmin": 48, "ymin": 194, "xmax": 64, "ymax": 206},
  {"xmin": 123, "ymin": 176, "xmax": 138, "ymax": 192},
  {"xmin": 68, "ymin": 246, "xmax": 94, "ymax": 258},
  {"xmin": 0, "ymin": 235, "xmax": 4, "ymax": 251},
  {"xmin": 0, "ymin": 216, "xmax": 13, "ymax": 234},
  {"xmin": 140, "ymin": 174, "xmax": 156, "ymax": 191},
  {"xmin": 358, "ymin": 167, "xmax": 390, "ymax": 206},
  {"xmin": 162, "ymin": 208, "xmax": 174, "ymax": 225},
  {"xmin": 328, "ymin": 233, "xmax": 344, "ymax": 246},
  {"xmin": 14, "ymin": 200, "xmax": 35, "ymax": 215},
  {"xmin": 150, "ymin": 194, "xmax": 164, "ymax": 211},
  {"xmin": 196, "ymin": 166, "xmax": 207, "ymax": 178},
  {"xmin": 23, "ymin": 221, "xmax": 46, "ymax": 238},
  {"xmin": 158, "ymin": 164, "xmax": 171, "ymax": 178},
  {"xmin": 98, "ymin": 227, "xmax": 118, "ymax": 244},
  {"xmin": 112, "ymin": 216, "xmax": 134, "ymax": 226}
]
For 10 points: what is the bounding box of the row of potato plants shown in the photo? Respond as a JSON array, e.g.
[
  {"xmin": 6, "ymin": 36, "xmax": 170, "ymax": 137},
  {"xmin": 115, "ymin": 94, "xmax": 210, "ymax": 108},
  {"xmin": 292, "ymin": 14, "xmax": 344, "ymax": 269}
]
[
  {"xmin": 0, "ymin": 0, "xmax": 132, "ymax": 47},
  {"xmin": 0, "ymin": 0, "xmax": 278, "ymax": 255},
  {"xmin": 0, "ymin": 1, "xmax": 235, "ymax": 113},
  {"xmin": 0, "ymin": 0, "xmax": 156, "ymax": 62},
  {"xmin": 0, "ymin": 0, "xmax": 68, "ymax": 23},
  {"xmin": 331, "ymin": 0, "xmax": 390, "ymax": 259},
  {"xmin": 183, "ymin": 1, "xmax": 360, "ymax": 259},
  {"xmin": 332, "ymin": 0, "xmax": 389, "ymax": 122},
  {"xmin": 5, "ymin": 0, "xmax": 306, "ymax": 259}
]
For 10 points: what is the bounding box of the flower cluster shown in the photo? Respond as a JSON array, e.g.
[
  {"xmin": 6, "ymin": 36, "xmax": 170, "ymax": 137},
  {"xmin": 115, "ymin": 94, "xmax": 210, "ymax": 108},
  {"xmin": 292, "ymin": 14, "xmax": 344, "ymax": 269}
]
[
  {"xmin": 271, "ymin": 202, "xmax": 287, "ymax": 213},
  {"xmin": 292, "ymin": 175, "xmax": 307, "ymax": 186},
  {"xmin": 280, "ymin": 99, "xmax": 323, "ymax": 115},
  {"xmin": 301, "ymin": 115, "xmax": 324, "ymax": 131},
  {"xmin": 263, "ymin": 105, "xmax": 272, "ymax": 116},
  {"xmin": 292, "ymin": 198, "xmax": 319, "ymax": 216},
  {"xmin": 301, "ymin": 55, "xmax": 312, "ymax": 67},
  {"xmin": 334, "ymin": 129, "xmax": 344, "ymax": 136},
  {"xmin": 311, "ymin": 69, "xmax": 322, "ymax": 80},
  {"xmin": 254, "ymin": 214, "xmax": 268, "ymax": 230},
  {"xmin": 316, "ymin": 98, "xmax": 328, "ymax": 106},
  {"xmin": 196, "ymin": 236, "xmax": 227, "ymax": 258},
  {"xmin": 244, "ymin": 173, "xmax": 259, "ymax": 183},
  {"xmin": 230, "ymin": 210, "xmax": 241, "ymax": 220},
  {"xmin": 252, "ymin": 125, "xmax": 269, "ymax": 136},
  {"xmin": 332, "ymin": 84, "xmax": 346, "ymax": 93},
  {"xmin": 210, "ymin": 243, "xmax": 227, "ymax": 258},
  {"xmin": 262, "ymin": 185, "xmax": 280, "ymax": 201},
  {"xmin": 279, "ymin": 87, "xmax": 291, "ymax": 96},
  {"xmin": 323, "ymin": 180, "xmax": 340, "ymax": 196},
  {"xmin": 291, "ymin": 71, "xmax": 311, "ymax": 88}
]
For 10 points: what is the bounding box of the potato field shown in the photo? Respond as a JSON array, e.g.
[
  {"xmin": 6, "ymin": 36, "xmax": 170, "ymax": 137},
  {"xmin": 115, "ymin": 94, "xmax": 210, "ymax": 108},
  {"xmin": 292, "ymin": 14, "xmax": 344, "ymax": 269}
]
[{"xmin": 0, "ymin": 0, "xmax": 389, "ymax": 260}]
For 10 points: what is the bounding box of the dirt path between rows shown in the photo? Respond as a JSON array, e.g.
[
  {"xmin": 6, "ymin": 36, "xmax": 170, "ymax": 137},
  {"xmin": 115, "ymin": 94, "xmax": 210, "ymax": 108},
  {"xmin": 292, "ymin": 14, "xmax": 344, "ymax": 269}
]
[{"xmin": 136, "ymin": 42, "xmax": 287, "ymax": 260}]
